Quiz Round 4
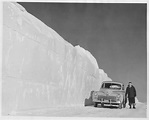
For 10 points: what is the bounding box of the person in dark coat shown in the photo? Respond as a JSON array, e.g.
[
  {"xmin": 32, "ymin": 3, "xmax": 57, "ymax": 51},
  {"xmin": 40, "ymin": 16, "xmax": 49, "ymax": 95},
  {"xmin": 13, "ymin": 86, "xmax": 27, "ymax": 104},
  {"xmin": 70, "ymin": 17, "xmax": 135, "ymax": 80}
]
[{"xmin": 125, "ymin": 82, "xmax": 136, "ymax": 109}]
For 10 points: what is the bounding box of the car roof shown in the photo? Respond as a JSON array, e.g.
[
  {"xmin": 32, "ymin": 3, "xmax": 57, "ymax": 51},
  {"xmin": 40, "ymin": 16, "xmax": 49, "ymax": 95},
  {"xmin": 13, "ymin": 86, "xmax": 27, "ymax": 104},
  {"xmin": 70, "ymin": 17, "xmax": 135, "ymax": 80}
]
[{"xmin": 102, "ymin": 81, "xmax": 123, "ymax": 85}]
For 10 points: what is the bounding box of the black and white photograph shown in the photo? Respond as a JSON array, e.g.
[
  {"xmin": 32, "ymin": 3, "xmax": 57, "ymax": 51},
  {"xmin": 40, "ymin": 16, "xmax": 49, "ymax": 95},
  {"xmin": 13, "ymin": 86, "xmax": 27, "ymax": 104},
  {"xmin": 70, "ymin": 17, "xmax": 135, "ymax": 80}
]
[{"xmin": 1, "ymin": 0, "xmax": 147, "ymax": 118}]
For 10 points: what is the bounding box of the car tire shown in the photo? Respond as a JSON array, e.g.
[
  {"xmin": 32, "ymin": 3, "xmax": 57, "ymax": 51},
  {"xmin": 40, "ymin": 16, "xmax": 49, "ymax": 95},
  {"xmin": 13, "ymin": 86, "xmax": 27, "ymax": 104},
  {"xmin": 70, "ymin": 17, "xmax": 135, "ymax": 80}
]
[
  {"xmin": 94, "ymin": 102, "xmax": 98, "ymax": 107},
  {"xmin": 123, "ymin": 100, "xmax": 126, "ymax": 108},
  {"xmin": 118, "ymin": 103, "xmax": 122, "ymax": 109},
  {"xmin": 101, "ymin": 103, "xmax": 104, "ymax": 108}
]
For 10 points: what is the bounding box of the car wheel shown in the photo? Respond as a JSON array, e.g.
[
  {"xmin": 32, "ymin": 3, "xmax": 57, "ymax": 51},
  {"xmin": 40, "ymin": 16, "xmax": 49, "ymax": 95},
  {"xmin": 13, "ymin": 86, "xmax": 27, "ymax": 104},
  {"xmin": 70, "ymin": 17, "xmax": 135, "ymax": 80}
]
[
  {"xmin": 94, "ymin": 102, "xmax": 98, "ymax": 107},
  {"xmin": 123, "ymin": 101, "xmax": 126, "ymax": 108},
  {"xmin": 101, "ymin": 103, "xmax": 104, "ymax": 108},
  {"xmin": 118, "ymin": 103, "xmax": 122, "ymax": 109}
]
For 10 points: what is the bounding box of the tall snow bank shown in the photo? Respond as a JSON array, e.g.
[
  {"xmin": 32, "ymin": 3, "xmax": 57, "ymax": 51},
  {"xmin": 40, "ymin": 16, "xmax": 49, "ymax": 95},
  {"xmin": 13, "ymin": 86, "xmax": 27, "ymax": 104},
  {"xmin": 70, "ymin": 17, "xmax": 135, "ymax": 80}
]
[{"xmin": 2, "ymin": 2, "xmax": 112, "ymax": 115}]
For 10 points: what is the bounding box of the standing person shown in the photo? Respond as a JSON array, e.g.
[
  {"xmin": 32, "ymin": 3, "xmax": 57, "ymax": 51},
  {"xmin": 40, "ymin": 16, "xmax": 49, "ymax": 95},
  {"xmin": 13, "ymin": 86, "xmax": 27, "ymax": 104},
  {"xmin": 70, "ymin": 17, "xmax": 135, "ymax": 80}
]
[{"xmin": 125, "ymin": 82, "xmax": 137, "ymax": 109}]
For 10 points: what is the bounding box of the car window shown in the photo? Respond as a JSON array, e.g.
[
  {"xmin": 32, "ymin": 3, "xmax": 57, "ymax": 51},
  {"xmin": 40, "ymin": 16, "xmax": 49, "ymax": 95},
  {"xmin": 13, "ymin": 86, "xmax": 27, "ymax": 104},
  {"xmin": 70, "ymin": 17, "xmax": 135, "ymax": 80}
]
[
  {"xmin": 103, "ymin": 83, "xmax": 121, "ymax": 90},
  {"xmin": 110, "ymin": 85, "xmax": 121, "ymax": 89},
  {"xmin": 101, "ymin": 83, "xmax": 104, "ymax": 88}
]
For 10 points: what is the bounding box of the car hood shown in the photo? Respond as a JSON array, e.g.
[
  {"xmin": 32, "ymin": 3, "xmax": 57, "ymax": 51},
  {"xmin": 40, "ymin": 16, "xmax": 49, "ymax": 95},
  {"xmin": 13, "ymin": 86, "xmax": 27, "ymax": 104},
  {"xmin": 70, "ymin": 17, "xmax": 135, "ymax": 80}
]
[{"xmin": 99, "ymin": 89, "xmax": 123, "ymax": 96}]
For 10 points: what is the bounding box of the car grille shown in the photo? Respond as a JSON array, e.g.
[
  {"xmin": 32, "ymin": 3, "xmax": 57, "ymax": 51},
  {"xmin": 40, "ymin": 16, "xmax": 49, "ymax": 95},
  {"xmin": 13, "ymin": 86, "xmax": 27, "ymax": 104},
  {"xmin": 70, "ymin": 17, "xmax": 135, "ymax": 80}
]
[{"xmin": 98, "ymin": 95, "xmax": 116, "ymax": 101}]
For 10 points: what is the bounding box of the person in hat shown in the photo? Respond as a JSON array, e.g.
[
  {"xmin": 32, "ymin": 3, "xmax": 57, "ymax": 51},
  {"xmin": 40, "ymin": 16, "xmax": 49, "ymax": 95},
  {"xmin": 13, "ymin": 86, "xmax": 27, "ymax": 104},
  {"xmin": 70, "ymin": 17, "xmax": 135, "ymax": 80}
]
[{"xmin": 125, "ymin": 82, "xmax": 137, "ymax": 109}]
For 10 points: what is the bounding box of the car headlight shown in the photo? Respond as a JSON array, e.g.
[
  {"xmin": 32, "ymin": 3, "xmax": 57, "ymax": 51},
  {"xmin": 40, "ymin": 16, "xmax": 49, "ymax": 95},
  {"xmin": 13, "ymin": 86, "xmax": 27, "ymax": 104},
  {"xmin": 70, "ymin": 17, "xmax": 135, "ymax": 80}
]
[
  {"xmin": 116, "ymin": 94, "xmax": 121, "ymax": 99},
  {"xmin": 94, "ymin": 92, "xmax": 98, "ymax": 96}
]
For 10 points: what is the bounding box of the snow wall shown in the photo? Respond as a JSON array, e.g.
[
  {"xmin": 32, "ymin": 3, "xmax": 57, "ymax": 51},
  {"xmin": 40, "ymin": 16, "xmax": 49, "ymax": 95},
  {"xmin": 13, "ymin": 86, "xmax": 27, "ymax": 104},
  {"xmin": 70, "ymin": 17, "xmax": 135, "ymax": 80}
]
[{"xmin": 2, "ymin": 2, "xmax": 112, "ymax": 115}]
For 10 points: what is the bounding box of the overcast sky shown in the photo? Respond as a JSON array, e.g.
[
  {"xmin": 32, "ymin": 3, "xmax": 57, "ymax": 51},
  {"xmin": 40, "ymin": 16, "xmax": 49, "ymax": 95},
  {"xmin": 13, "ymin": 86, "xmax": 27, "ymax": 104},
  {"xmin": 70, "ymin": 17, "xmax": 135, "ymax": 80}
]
[{"xmin": 18, "ymin": 2, "xmax": 147, "ymax": 102}]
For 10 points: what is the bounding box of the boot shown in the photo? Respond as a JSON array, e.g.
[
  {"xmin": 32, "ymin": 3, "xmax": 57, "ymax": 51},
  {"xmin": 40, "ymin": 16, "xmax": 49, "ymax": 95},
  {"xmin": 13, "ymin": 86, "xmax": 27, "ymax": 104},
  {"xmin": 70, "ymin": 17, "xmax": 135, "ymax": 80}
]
[
  {"xmin": 129, "ymin": 105, "xmax": 131, "ymax": 109},
  {"xmin": 129, "ymin": 103, "xmax": 131, "ymax": 109},
  {"xmin": 133, "ymin": 103, "xmax": 136, "ymax": 109}
]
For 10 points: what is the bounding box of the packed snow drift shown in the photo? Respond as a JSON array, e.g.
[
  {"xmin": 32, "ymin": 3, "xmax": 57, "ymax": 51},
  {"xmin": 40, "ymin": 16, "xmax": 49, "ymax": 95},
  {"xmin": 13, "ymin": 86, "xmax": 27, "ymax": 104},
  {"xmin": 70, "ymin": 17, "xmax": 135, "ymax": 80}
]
[{"xmin": 2, "ymin": 2, "xmax": 112, "ymax": 115}]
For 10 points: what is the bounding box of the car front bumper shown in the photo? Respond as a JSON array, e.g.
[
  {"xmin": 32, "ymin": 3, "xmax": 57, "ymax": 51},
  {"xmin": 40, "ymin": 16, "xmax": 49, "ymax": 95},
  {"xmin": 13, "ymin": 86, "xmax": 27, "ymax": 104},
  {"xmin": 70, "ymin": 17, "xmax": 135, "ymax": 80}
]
[{"xmin": 93, "ymin": 99, "xmax": 121, "ymax": 105}]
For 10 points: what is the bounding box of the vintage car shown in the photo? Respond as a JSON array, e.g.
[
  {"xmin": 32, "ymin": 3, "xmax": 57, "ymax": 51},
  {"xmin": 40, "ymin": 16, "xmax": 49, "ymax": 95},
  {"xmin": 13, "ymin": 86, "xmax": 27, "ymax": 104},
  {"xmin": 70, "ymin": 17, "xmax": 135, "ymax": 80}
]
[{"xmin": 92, "ymin": 81, "xmax": 126, "ymax": 109}]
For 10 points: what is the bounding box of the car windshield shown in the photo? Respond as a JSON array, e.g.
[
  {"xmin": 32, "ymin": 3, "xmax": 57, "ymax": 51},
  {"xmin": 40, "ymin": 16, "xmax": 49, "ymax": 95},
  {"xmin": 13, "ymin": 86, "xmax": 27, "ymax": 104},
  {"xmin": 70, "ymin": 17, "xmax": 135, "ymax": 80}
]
[{"xmin": 101, "ymin": 83, "xmax": 121, "ymax": 90}]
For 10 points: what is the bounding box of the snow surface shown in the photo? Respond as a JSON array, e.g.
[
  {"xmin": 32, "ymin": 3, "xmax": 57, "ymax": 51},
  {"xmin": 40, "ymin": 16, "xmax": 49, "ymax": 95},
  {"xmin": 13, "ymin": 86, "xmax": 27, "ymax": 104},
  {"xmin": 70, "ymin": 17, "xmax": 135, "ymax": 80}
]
[
  {"xmin": 2, "ymin": 2, "xmax": 112, "ymax": 115},
  {"xmin": 12, "ymin": 102, "xmax": 147, "ymax": 117}
]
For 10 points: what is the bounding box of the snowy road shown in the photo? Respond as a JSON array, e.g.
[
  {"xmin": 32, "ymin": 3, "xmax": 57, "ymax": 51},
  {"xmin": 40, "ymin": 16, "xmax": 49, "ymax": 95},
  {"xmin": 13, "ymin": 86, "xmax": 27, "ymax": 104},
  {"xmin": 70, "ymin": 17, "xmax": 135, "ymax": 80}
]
[{"xmin": 14, "ymin": 103, "xmax": 146, "ymax": 118}]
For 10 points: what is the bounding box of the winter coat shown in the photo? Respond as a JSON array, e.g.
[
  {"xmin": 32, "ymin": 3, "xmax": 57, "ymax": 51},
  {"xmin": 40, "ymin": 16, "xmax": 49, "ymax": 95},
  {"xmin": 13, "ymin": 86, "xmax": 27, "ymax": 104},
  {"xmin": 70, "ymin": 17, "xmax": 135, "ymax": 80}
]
[{"xmin": 125, "ymin": 85, "xmax": 136, "ymax": 98}]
